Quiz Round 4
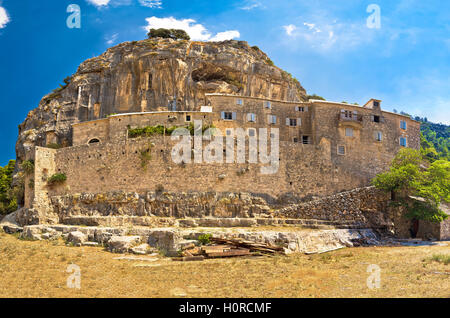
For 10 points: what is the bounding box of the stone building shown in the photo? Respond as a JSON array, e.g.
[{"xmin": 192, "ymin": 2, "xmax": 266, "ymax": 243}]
[{"xmin": 19, "ymin": 93, "xmax": 420, "ymax": 226}]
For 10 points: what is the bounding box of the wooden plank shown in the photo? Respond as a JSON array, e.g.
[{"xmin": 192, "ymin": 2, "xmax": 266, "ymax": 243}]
[
  {"xmin": 206, "ymin": 249, "xmax": 251, "ymax": 258},
  {"xmin": 182, "ymin": 256, "xmax": 205, "ymax": 261},
  {"xmin": 202, "ymin": 246, "xmax": 233, "ymax": 253}
]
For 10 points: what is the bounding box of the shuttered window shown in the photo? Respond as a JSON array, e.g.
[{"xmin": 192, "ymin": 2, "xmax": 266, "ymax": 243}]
[
  {"xmin": 221, "ymin": 112, "xmax": 236, "ymax": 120},
  {"xmin": 268, "ymin": 115, "xmax": 277, "ymax": 124}
]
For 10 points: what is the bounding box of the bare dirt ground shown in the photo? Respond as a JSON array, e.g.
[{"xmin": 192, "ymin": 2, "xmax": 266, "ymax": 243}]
[{"xmin": 0, "ymin": 230, "xmax": 448, "ymax": 298}]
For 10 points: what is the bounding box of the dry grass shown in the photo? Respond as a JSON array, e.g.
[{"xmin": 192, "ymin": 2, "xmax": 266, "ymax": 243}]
[{"xmin": 0, "ymin": 230, "xmax": 449, "ymax": 298}]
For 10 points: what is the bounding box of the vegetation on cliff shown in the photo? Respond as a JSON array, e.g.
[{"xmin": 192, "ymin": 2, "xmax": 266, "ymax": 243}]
[
  {"xmin": 419, "ymin": 122, "xmax": 449, "ymax": 161},
  {"xmin": 128, "ymin": 123, "xmax": 216, "ymax": 138},
  {"xmin": 373, "ymin": 148, "xmax": 449, "ymax": 223},
  {"xmin": 147, "ymin": 28, "xmax": 190, "ymax": 41},
  {"xmin": 0, "ymin": 160, "xmax": 18, "ymax": 215}
]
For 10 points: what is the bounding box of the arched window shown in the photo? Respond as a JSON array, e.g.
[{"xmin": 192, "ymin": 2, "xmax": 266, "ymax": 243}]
[{"xmin": 88, "ymin": 138, "xmax": 100, "ymax": 144}]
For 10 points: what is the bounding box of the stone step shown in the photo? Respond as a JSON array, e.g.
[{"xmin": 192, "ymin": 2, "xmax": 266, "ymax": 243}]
[{"xmin": 60, "ymin": 216, "xmax": 362, "ymax": 229}]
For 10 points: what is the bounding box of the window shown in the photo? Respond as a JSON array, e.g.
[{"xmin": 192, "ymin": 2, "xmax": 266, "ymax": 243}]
[
  {"xmin": 375, "ymin": 131, "xmax": 383, "ymax": 142},
  {"xmin": 293, "ymin": 137, "xmax": 299, "ymax": 143},
  {"xmin": 373, "ymin": 101, "xmax": 380, "ymax": 107},
  {"xmin": 236, "ymin": 99, "xmax": 243, "ymax": 106},
  {"xmin": 221, "ymin": 111, "xmax": 236, "ymax": 120},
  {"xmin": 400, "ymin": 120, "xmax": 407, "ymax": 130},
  {"xmin": 341, "ymin": 110, "xmax": 350, "ymax": 119},
  {"xmin": 225, "ymin": 129, "xmax": 233, "ymax": 137},
  {"xmin": 185, "ymin": 115, "xmax": 191, "ymax": 122},
  {"xmin": 296, "ymin": 106, "xmax": 308, "ymax": 112},
  {"xmin": 247, "ymin": 128, "xmax": 256, "ymax": 137},
  {"xmin": 88, "ymin": 138, "xmax": 100, "ymax": 144},
  {"xmin": 337, "ymin": 145, "xmax": 346, "ymax": 155},
  {"xmin": 302, "ymin": 136, "xmax": 310, "ymax": 144},
  {"xmin": 264, "ymin": 101, "xmax": 272, "ymax": 109},
  {"xmin": 373, "ymin": 115, "xmax": 380, "ymax": 123},
  {"xmin": 400, "ymin": 137, "xmax": 407, "ymax": 147},
  {"xmin": 345, "ymin": 127, "xmax": 354, "ymax": 137},
  {"xmin": 247, "ymin": 113, "xmax": 256, "ymax": 122},
  {"xmin": 268, "ymin": 115, "xmax": 277, "ymax": 124},
  {"xmin": 286, "ymin": 118, "xmax": 297, "ymax": 127}
]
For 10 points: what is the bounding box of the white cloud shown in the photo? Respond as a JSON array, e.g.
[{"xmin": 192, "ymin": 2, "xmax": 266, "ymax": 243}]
[
  {"xmin": 86, "ymin": 0, "xmax": 111, "ymax": 7},
  {"xmin": 139, "ymin": 0, "xmax": 162, "ymax": 8},
  {"xmin": 240, "ymin": 1, "xmax": 263, "ymax": 11},
  {"xmin": 283, "ymin": 24, "xmax": 297, "ymax": 36},
  {"xmin": 144, "ymin": 16, "xmax": 240, "ymax": 42},
  {"xmin": 210, "ymin": 30, "xmax": 240, "ymax": 42},
  {"xmin": 0, "ymin": 6, "xmax": 10, "ymax": 29},
  {"xmin": 303, "ymin": 23, "xmax": 321, "ymax": 33},
  {"xmin": 281, "ymin": 19, "xmax": 379, "ymax": 52},
  {"xmin": 105, "ymin": 33, "xmax": 119, "ymax": 45}
]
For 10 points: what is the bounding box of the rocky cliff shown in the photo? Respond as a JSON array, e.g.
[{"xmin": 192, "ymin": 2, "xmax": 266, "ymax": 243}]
[{"xmin": 16, "ymin": 38, "xmax": 307, "ymax": 164}]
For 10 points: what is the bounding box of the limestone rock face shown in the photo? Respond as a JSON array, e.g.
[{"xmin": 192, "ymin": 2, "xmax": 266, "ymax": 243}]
[{"xmin": 15, "ymin": 39, "xmax": 307, "ymax": 164}]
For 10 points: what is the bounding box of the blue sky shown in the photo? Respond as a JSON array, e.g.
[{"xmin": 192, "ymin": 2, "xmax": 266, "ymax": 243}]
[{"xmin": 0, "ymin": 0, "xmax": 449, "ymax": 165}]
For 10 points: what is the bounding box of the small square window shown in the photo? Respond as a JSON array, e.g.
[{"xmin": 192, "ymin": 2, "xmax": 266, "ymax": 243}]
[
  {"xmin": 373, "ymin": 101, "xmax": 380, "ymax": 107},
  {"xmin": 185, "ymin": 115, "xmax": 191, "ymax": 122},
  {"xmin": 226, "ymin": 129, "xmax": 233, "ymax": 136},
  {"xmin": 338, "ymin": 145, "xmax": 346, "ymax": 155},
  {"xmin": 302, "ymin": 136, "xmax": 310, "ymax": 144},
  {"xmin": 223, "ymin": 112, "xmax": 233, "ymax": 120},
  {"xmin": 247, "ymin": 128, "xmax": 256, "ymax": 137},
  {"xmin": 264, "ymin": 101, "xmax": 272, "ymax": 109},
  {"xmin": 289, "ymin": 118, "xmax": 297, "ymax": 127},
  {"xmin": 293, "ymin": 137, "xmax": 299, "ymax": 143},
  {"xmin": 373, "ymin": 115, "xmax": 380, "ymax": 123},
  {"xmin": 236, "ymin": 99, "xmax": 243, "ymax": 105}
]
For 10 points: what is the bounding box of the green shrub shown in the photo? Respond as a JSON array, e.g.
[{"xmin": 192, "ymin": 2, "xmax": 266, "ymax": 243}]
[
  {"xmin": 429, "ymin": 254, "xmax": 450, "ymax": 265},
  {"xmin": 307, "ymin": 94, "xmax": 326, "ymax": 101},
  {"xmin": 198, "ymin": 234, "xmax": 212, "ymax": 245},
  {"xmin": 139, "ymin": 143, "xmax": 154, "ymax": 170},
  {"xmin": 128, "ymin": 124, "xmax": 216, "ymax": 138},
  {"xmin": 21, "ymin": 160, "xmax": 34, "ymax": 175},
  {"xmin": 47, "ymin": 173, "xmax": 67, "ymax": 186},
  {"xmin": 0, "ymin": 160, "xmax": 18, "ymax": 215},
  {"xmin": 147, "ymin": 28, "xmax": 190, "ymax": 41},
  {"xmin": 46, "ymin": 143, "xmax": 62, "ymax": 149}
]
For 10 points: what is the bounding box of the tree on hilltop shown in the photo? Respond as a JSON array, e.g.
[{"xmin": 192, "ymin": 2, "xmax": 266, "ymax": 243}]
[{"xmin": 147, "ymin": 28, "xmax": 190, "ymax": 41}]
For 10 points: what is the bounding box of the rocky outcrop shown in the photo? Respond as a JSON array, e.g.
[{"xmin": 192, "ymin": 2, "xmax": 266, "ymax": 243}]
[
  {"xmin": 19, "ymin": 224, "xmax": 383, "ymax": 255},
  {"xmin": 15, "ymin": 39, "xmax": 307, "ymax": 166}
]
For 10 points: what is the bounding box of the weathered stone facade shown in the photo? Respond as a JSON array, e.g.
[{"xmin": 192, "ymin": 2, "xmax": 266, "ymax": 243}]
[
  {"xmin": 14, "ymin": 39, "xmax": 424, "ymax": 238},
  {"xmin": 18, "ymin": 92, "xmax": 420, "ymax": 228}
]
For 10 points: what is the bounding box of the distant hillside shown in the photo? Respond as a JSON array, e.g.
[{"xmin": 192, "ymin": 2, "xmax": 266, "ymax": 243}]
[{"xmin": 415, "ymin": 117, "xmax": 449, "ymax": 161}]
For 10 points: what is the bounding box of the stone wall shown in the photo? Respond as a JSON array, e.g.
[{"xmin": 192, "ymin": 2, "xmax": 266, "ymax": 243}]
[
  {"xmin": 41, "ymin": 186, "xmax": 397, "ymax": 232},
  {"xmin": 47, "ymin": 135, "xmax": 367, "ymax": 200},
  {"xmin": 275, "ymin": 187, "xmax": 393, "ymax": 229}
]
